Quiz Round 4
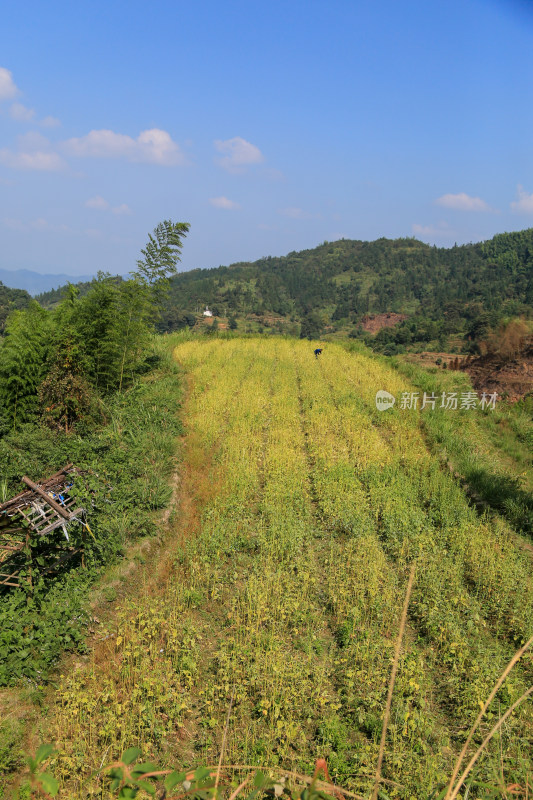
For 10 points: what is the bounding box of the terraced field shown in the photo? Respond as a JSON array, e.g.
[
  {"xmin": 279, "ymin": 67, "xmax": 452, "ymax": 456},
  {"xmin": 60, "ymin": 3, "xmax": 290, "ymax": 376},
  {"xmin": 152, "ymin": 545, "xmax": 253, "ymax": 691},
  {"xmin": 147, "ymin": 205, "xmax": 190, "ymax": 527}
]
[{"xmin": 43, "ymin": 338, "xmax": 532, "ymax": 798}]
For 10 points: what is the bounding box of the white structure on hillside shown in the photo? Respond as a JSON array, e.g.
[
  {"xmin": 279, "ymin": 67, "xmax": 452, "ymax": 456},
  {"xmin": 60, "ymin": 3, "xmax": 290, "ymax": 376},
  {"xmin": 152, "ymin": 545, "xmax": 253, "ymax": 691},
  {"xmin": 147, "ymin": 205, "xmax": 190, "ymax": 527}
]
[{"xmin": 203, "ymin": 305, "xmax": 213, "ymax": 317}]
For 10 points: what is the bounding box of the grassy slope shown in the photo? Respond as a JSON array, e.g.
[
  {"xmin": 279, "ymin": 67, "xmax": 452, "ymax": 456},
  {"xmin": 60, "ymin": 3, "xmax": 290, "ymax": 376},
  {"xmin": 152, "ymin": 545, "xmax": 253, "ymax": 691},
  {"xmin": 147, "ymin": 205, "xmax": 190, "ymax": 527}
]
[
  {"xmin": 391, "ymin": 357, "xmax": 533, "ymax": 539},
  {"xmin": 0, "ymin": 337, "xmax": 184, "ymax": 798},
  {"xmin": 22, "ymin": 336, "xmax": 532, "ymax": 800}
]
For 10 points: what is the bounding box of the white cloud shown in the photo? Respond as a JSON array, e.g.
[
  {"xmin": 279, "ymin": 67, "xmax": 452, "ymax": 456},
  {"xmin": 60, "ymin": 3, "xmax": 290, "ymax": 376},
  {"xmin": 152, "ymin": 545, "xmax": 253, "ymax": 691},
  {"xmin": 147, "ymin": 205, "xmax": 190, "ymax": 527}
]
[
  {"xmin": 40, "ymin": 115, "xmax": 61, "ymax": 128},
  {"xmin": 0, "ymin": 148, "xmax": 65, "ymax": 170},
  {"xmin": 85, "ymin": 196, "xmax": 132, "ymax": 215},
  {"xmin": 63, "ymin": 128, "xmax": 185, "ymax": 165},
  {"xmin": 0, "ymin": 132, "xmax": 66, "ymax": 171},
  {"xmin": 18, "ymin": 131, "xmax": 52, "ymax": 151},
  {"xmin": 209, "ymin": 196, "xmax": 240, "ymax": 210},
  {"xmin": 135, "ymin": 129, "xmax": 185, "ymax": 165},
  {"xmin": 0, "ymin": 68, "xmax": 18, "ymax": 100},
  {"xmin": 435, "ymin": 192, "xmax": 490, "ymax": 212},
  {"xmin": 510, "ymin": 185, "xmax": 533, "ymax": 214},
  {"xmin": 31, "ymin": 217, "xmax": 48, "ymax": 230},
  {"xmin": 9, "ymin": 102, "xmax": 35, "ymax": 122},
  {"xmin": 278, "ymin": 207, "xmax": 315, "ymax": 220},
  {"xmin": 2, "ymin": 217, "xmax": 25, "ymax": 231},
  {"xmin": 86, "ymin": 195, "xmax": 110, "ymax": 210},
  {"xmin": 214, "ymin": 136, "xmax": 264, "ymax": 172},
  {"xmin": 112, "ymin": 203, "xmax": 132, "ymax": 215},
  {"xmin": 412, "ymin": 222, "xmax": 455, "ymax": 238}
]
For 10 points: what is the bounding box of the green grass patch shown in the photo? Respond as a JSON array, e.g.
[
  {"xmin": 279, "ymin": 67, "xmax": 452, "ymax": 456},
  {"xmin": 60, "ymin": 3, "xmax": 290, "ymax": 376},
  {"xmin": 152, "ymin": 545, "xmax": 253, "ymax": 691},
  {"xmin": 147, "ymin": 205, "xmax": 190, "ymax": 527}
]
[{"xmin": 0, "ymin": 335, "xmax": 183, "ymax": 687}]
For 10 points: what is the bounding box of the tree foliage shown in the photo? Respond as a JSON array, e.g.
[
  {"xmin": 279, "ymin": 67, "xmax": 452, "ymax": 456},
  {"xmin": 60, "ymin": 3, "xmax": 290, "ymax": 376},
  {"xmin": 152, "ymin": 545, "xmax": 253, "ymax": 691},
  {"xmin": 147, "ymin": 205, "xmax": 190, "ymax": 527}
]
[
  {"xmin": 135, "ymin": 219, "xmax": 190, "ymax": 294},
  {"xmin": 0, "ymin": 302, "xmax": 50, "ymax": 429},
  {"xmin": 0, "ymin": 220, "xmax": 190, "ymax": 432},
  {"xmin": 0, "ymin": 282, "xmax": 31, "ymax": 332}
]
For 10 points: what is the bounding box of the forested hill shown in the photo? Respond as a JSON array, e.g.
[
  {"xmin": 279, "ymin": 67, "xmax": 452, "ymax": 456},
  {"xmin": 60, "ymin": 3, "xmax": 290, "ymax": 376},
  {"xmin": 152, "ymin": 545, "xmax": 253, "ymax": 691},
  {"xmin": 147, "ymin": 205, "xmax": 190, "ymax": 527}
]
[
  {"xmin": 163, "ymin": 229, "xmax": 533, "ymax": 321},
  {"xmin": 0, "ymin": 282, "xmax": 31, "ymax": 330},
  {"xmin": 36, "ymin": 230, "xmax": 533, "ymax": 340}
]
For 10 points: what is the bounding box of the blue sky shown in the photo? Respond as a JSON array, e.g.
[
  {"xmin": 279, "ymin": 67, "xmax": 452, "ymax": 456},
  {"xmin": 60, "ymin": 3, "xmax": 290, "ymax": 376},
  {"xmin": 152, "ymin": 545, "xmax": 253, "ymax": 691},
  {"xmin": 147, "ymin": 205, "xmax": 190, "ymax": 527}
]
[{"xmin": 1, "ymin": 0, "xmax": 533, "ymax": 278}]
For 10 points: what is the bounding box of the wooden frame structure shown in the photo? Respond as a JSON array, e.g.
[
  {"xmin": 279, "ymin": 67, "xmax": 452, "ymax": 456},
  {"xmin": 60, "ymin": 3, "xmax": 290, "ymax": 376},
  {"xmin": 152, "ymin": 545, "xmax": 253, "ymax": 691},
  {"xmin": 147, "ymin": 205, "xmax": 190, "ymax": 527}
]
[{"xmin": 0, "ymin": 464, "xmax": 87, "ymax": 589}]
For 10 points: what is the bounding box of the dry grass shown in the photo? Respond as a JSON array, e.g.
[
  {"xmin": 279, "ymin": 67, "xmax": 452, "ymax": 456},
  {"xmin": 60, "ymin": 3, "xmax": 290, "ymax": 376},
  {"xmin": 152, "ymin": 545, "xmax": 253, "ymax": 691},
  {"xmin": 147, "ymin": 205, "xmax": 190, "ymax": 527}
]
[{"xmin": 371, "ymin": 562, "xmax": 416, "ymax": 800}]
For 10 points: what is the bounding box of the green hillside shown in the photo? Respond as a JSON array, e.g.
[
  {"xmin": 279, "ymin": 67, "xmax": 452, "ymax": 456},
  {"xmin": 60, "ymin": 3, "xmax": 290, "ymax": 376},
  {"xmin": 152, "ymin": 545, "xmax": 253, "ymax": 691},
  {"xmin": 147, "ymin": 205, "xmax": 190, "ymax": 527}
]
[
  {"xmin": 0, "ymin": 281, "xmax": 31, "ymax": 331},
  {"xmin": 160, "ymin": 229, "xmax": 532, "ymax": 327},
  {"xmin": 34, "ymin": 229, "xmax": 533, "ymax": 351}
]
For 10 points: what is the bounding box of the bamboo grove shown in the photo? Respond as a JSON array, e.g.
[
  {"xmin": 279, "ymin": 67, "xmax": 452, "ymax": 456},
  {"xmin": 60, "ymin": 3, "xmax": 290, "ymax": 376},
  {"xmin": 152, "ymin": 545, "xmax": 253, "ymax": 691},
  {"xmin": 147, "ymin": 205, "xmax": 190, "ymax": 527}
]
[{"xmin": 0, "ymin": 220, "xmax": 189, "ymax": 434}]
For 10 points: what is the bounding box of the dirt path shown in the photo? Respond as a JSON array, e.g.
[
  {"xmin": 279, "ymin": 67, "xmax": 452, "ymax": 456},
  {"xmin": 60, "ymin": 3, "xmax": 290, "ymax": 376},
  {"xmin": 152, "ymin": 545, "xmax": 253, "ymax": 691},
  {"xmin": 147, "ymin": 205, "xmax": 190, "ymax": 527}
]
[
  {"xmin": 5, "ymin": 344, "xmax": 267, "ymax": 797},
  {"xmin": 1, "ymin": 361, "xmax": 222, "ymax": 796}
]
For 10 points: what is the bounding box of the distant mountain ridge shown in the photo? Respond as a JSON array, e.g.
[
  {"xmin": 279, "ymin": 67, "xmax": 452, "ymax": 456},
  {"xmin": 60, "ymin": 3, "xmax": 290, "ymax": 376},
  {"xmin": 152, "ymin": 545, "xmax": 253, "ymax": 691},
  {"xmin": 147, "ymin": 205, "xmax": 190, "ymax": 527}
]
[{"xmin": 0, "ymin": 268, "xmax": 95, "ymax": 296}]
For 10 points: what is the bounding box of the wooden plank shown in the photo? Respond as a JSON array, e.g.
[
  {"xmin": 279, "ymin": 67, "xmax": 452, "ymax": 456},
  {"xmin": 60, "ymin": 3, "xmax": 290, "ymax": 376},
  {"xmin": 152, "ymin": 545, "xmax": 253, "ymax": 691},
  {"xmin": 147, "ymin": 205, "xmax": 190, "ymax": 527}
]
[
  {"xmin": 38, "ymin": 508, "xmax": 85, "ymax": 536},
  {"xmin": 0, "ymin": 463, "xmax": 76, "ymax": 512},
  {"xmin": 35, "ymin": 519, "xmax": 64, "ymax": 536},
  {"xmin": 0, "ymin": 568, "xmax": 21, "ymax": 580},
  {"xmin": 21, "ymin": 477, "xmax": 71, "ymax": 520}
]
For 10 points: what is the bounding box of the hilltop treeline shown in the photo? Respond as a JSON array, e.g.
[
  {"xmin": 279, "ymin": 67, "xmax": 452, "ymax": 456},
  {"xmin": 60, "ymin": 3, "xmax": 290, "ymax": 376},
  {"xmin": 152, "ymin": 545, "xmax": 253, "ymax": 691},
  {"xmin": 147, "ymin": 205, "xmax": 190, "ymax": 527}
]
[
  {"xmin": 31, "ymin": 228, "xmax": 533, "ymax": 351},
  {"xmin": 158, "ymin": 228, "xmax": 532, "ymax": 330},
  {"xmin": 0, "ymin": 281, "xmax": 31, "ymax": 331}
]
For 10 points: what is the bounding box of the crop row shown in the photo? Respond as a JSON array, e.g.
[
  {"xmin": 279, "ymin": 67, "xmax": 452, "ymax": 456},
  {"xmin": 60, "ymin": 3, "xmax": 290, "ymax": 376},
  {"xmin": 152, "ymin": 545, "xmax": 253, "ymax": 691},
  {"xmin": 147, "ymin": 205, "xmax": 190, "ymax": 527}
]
[{"xmin": 46, "ymin": 338, "xmax": 532, "ymax": 798}]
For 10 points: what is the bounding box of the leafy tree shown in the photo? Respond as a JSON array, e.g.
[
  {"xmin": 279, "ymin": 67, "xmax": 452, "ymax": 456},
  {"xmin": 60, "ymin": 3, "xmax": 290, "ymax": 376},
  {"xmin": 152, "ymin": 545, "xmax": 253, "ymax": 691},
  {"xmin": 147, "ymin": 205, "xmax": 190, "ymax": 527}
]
[
  {"xmin": 76, "ymin": 274, "xmax": 122, "ymax": 392},
  {"xmin": 0, "ymin": 302, "xmax": 50, "ymax": 428},
  {"xmin": 135, "ymin": 220, "xmax": 190, "ymax": 298},
  {"xmin": 39, "ymin": 343, "xmax": 95, "ymax": 433},
  {"xmin": 156, "ymin": 307, "xmax": 196, "ymax": 332},
  {"xmin": 113, "ymin": 279, "xmax": 153, "ymax": 392},
  {"xmin": 38, "ymin": 288, "xmax": 96, "ymax": 432},
  {"xmin": 526, "ymin": 275, "xmax": 533, "ymax": 305},
  {"xmin": 76, "ymin": 221, "xmax": 190, "ymax": 393},
  {"xmin": 0, "ymin": 282, "xmax": 31, "ymax": 331},
  {"xmin": 300, "ymin": 312, "xmax": 322, "ymax": 340},
  {"xmin": 205, "ymin": 318, "xmax": 219, "ymax": 335}
]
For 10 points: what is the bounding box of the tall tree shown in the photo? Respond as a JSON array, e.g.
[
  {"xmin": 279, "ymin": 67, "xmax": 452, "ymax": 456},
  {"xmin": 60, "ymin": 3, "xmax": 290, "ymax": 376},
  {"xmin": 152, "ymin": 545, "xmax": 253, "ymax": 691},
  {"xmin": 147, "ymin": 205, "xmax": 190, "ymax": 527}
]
[
  {"xmin": 135, "ymin": 220, "xmax": 190, "ymax": 298},
  {"xmin": 76, "ymin": 273, "xmax": 122, "ymax": 392},
  {"xmin": 114, "ymin": 278, "xmax": 153, "ymax": 393},
  {"xmin": 39, "ymin": 287, "xmax": 94, "ymax": 432},
  {"xmin": 0, "ymin": 302, "xmax": 50, "ymax": 428}
]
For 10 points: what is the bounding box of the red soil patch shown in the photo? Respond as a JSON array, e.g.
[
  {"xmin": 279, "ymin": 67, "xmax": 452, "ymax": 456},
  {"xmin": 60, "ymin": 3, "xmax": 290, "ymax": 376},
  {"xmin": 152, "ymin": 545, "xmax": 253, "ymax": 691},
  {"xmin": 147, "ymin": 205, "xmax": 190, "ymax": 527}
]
[
  {"xmin": 361, "ymin": 312, "xmax": 407, "ymax": 333},
  {"xmin": 456, "ymin": 340, "xmax": 533, "ymax": 403}
]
